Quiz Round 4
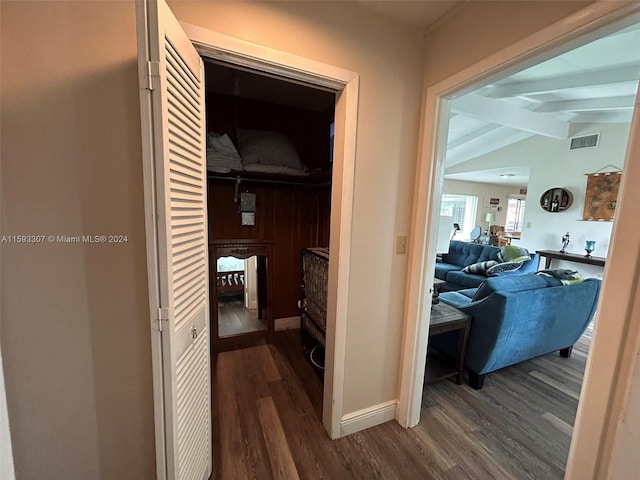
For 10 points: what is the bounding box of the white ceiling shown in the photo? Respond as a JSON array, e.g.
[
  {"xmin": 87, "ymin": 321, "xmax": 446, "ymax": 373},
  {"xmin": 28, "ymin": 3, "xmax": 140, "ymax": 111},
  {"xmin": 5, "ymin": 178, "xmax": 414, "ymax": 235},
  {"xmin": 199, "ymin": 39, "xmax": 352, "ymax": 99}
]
[{"xmin": 445, "ymin": 23, "xmax": 640, "ymax": 185}]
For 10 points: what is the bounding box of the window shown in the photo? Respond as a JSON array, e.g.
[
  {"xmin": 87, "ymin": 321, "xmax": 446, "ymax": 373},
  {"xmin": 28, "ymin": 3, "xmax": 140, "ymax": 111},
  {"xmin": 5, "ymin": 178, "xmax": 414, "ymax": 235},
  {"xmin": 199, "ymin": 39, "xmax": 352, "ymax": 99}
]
[
  {"xmin": 441, "ymin": 194, "xmax": 478, "ymax": 239},
  {"xmin": 505, "ymin": 196, "xmax": 526, "ymax": 232}
]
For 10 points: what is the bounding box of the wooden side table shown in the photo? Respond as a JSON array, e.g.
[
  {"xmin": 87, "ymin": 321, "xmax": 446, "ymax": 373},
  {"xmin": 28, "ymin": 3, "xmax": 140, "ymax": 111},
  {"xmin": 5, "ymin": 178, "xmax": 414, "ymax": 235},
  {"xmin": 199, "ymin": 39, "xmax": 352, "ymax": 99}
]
[{"xmin": 426, "ymin": 302, "xmax": 471, "ymax": 385}]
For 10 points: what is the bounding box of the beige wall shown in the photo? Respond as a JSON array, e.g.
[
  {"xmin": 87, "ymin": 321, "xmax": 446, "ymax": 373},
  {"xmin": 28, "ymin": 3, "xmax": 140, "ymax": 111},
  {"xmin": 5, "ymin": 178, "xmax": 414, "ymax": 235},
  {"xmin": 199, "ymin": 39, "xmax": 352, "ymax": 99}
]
[
  {"xmin": 423, "ymin": 0, "xmax": 595, "ymax": 87},
  {"xmin": 1, "ymin": 1, "xmax": 155, "ymax": 479},
  {"xmin": 1, "ymin": 0, "xmax": 619, "ymax": 477},
  {"xmin": 1, "ymin": 0, "xmax": 427, "ymax": 475},
  {"xmin": 167, "ymin": 0, "xmax": 428, "ymax": 413}
]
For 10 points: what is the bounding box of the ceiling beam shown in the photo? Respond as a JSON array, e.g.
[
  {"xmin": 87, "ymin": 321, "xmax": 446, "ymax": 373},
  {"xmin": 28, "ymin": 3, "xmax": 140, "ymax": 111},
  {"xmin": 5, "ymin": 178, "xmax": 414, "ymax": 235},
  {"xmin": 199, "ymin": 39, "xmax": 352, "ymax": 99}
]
[
  {"xmin": 486, "ymin": 65, "xmax": 640, "ymax": 98},
  {"xmin": 536, "ymin": 95, "xmax": 636, "ymax": 113},
  {"xmin": 447, "ymin": 123, "xmax": 501, "ymax": 149},
  {"xmin": 570, "ymin": 110, "xmax": 634, "ymax": 125},
  {"xmin": 446, "ymin": 128, "xmax": 535, "ymax": 167},
  {"xmin": 451, "ymin": 93, "xmax": 570, "ymax": 139}
]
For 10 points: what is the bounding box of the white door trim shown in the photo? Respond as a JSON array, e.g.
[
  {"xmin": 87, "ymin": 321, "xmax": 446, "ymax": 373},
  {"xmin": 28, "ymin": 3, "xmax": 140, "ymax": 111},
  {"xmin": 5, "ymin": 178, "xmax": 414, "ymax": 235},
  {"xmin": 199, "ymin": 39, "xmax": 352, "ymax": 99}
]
[
  {"xmin": 180, "ymin": 22, "xmax": 359, "ymax": 439},
  {"xmin": 398, "ymin": 2, "xmax": 640, "ymax": 479}
]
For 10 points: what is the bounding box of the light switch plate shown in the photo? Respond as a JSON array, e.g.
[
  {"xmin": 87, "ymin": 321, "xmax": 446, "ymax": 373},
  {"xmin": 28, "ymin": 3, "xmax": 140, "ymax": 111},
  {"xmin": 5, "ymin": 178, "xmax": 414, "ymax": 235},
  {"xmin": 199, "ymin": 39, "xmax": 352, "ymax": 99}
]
[{"xmin": 396, "ymin": 235, "xmax": 407, "ymax": 254}]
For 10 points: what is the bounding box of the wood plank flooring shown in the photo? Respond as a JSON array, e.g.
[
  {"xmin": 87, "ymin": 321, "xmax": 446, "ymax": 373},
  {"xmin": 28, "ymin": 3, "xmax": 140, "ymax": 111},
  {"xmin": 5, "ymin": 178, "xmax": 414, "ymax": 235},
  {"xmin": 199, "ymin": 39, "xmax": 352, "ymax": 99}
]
[
  {"xmin": 211, "ymin": 325, "xmax": 591, "ymax": 479},
  {"xmin": 218, "ymin": 296, "xmax": 266, "ymax": 337}
]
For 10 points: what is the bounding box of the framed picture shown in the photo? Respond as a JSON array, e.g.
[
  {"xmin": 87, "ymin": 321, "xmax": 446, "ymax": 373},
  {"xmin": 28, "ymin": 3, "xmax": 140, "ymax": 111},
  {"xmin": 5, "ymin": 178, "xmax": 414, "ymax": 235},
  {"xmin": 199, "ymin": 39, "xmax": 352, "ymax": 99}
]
[{"xmin": 583, "ymin": 172, "xmax": 621, "ymax": 221}]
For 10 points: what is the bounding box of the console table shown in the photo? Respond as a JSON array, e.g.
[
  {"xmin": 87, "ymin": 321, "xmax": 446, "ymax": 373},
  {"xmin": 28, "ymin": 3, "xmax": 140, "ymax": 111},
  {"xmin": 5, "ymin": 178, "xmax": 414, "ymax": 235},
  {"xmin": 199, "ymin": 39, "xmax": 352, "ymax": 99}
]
[{"xmin": 536, "ymin": 250, "xmax": 606, "ymax": 269}]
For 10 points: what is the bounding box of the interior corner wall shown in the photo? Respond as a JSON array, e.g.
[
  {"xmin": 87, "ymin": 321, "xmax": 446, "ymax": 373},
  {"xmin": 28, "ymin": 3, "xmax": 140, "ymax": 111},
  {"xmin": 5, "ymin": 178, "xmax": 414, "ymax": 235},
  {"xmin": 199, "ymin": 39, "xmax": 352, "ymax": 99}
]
[
  {"xmin": 445, "ymin": 123, "xmax": 631, "ymax": 277},
  {"xmin": 443, "ymin": 179, "xmax": 522, "ymax": 232},
  {"xmin": 1, "ymin": 1, "xmax": 156, "ymax": 479},
  {"xmin": 422, "ymin": 0, "xmax": 595, "ymax": 88},
  {"xmin": 168, "ymin": 0, "xmax": 427, "ymax": 415}
]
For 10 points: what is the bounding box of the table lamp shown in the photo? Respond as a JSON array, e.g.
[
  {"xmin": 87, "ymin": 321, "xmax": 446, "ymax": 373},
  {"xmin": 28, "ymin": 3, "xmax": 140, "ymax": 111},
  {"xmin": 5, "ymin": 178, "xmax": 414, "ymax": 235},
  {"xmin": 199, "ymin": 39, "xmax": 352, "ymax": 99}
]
[{"xmin": 485, "ymin": 212, "xmax": 494, "ymax": 234}]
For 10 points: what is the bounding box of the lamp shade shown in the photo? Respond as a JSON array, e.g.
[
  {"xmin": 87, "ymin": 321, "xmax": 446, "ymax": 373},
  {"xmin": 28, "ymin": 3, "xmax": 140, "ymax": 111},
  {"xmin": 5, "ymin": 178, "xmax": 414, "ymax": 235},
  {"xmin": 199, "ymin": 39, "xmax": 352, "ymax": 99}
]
[{"xmin": 485, "ymin": 213, "xmax": 495, "ymax": 222}]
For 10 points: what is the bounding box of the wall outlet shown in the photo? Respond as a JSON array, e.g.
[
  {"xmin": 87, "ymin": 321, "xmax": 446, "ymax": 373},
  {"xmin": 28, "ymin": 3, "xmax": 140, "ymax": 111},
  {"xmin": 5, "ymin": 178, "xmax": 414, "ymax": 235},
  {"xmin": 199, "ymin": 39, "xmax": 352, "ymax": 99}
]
[{"xmin": 396, "ymin": 235, "xmax": 407, "ymax": 254}]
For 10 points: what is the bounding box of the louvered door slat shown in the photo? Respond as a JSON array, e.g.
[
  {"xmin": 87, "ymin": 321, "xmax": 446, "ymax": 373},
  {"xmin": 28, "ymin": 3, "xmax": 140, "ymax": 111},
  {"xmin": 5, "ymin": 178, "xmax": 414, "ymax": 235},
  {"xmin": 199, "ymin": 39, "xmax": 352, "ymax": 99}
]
[{"xmin": 136, "ymin": 1, "xmax": 211, "ymax": 478}]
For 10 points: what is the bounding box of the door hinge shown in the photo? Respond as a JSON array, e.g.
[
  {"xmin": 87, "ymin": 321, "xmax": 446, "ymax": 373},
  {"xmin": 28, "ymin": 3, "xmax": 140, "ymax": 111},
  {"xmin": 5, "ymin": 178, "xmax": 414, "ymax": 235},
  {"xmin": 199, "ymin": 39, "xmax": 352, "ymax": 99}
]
[
  {"xmin": 145, "ymin": 60, "xmax": 161, "ymax": 91},
  {"xmin": 156, "ymin": 307, "xmax": 169, "ymax": 332}
]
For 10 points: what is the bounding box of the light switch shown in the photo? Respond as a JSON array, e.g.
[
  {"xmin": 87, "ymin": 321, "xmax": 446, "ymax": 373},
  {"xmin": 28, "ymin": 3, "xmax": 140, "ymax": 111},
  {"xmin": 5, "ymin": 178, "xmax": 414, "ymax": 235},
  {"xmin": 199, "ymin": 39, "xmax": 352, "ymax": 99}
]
[{"xmin": 396, "ymin": 235, "xmax": 407, "ymax": 254}]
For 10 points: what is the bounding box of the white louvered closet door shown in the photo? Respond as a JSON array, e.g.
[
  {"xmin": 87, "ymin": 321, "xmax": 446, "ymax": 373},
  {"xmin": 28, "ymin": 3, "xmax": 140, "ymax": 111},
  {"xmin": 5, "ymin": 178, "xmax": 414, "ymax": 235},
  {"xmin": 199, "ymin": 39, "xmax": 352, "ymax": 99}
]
[{"xmin": 136, "ymin": 1, "xmax": 211, "ymax": 479}]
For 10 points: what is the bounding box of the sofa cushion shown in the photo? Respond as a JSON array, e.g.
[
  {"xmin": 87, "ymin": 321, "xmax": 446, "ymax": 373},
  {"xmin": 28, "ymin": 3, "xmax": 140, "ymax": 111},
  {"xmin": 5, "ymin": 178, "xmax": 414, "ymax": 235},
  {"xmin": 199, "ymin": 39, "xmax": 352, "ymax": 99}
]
[
  {"xmin": 472, "ymin": 274, "xmax": 549, "ymax": 302},
  {"xmin": 486, "ymin": 261, "xmax": 523, "ymax": 276},
  {"xmin": 439, "ymin": 291, "xmax": 474, "ymax": 309},
  {"xmin": 498, "ymin": 245, "xmax": 531, "ymax": 263},
  {"xmin": 446, "ymin": 270, "xmax": 487, "ymax": 289},
  {"xmin": 434, "ymin": 263, "xmax": 462, "ymax": 280},
  {"xmin": 477, "ymin": 246, "xmax": 501, "ymax": 263},
  {"xmin": 441, "ymin": 241, "xmax": 485, "ymax": 268}
]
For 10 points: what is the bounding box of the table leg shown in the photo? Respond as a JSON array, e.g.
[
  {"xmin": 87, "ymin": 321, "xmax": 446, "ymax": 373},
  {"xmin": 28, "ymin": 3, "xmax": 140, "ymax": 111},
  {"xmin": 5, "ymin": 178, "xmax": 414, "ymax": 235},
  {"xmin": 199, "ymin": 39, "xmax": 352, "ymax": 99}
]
[{"xmin": 456, "ymin": 322, "xmax": 470, "ymax": 385}]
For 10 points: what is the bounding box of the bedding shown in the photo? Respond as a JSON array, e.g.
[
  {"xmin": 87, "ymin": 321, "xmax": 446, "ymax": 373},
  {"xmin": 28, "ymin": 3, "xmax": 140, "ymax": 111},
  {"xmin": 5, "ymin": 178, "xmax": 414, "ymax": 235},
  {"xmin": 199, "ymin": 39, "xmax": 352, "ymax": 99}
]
[
  {"xmin": 206, "ymin": 129, "xmax": 313, "ymax": 176},
  {"xmin": 206, "ymin": 132, "xmax": 243, "ymax": 172},
  {"xmin": 236, "ymin": 129, "xmax": 305, "ymax": 171}
]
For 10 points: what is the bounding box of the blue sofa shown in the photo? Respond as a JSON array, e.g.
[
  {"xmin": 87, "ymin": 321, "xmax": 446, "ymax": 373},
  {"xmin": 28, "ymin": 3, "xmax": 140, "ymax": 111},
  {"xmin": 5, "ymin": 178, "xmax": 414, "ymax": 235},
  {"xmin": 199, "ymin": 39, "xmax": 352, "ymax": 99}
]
[
  {"xmin": 431, "ymin": 274, "xmax": 601, "ymax": 389},
  {"xmin": 436, "ymin": 240, "xmax": 540, "ymax": 291}
]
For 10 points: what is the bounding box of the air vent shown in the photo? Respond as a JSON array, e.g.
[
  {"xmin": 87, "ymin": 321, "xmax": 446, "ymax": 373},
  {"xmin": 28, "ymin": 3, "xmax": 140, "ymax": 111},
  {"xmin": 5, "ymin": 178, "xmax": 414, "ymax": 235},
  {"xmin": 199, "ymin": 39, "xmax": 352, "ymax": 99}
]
[{"xmin": 570, "ymin": 133, "xmax": 600, "ymax": 150}]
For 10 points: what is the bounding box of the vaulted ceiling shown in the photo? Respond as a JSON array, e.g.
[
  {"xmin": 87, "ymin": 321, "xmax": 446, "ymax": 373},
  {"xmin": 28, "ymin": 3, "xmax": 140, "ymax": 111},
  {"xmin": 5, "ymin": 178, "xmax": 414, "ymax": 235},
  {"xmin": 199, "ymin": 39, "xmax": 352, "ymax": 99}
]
[{"xmin": 445, "ymin": 23, "xmax": 640, "ymax": 183}]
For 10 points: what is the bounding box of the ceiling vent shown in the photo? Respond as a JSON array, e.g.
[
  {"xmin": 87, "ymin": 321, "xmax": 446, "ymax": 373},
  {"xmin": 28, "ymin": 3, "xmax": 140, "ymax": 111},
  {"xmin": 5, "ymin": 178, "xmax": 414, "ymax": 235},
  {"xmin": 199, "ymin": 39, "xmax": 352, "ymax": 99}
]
[{"xmin": 570, "ymin": 133, "xmax": 600, "ymax": 150}]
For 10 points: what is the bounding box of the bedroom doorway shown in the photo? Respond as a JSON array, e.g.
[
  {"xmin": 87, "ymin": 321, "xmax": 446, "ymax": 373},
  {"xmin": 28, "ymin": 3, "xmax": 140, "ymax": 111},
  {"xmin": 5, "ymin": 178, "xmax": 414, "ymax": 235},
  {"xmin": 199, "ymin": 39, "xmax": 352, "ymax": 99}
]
[{"xmin": 397, "ymin": 3, "xmax": 640, "ymax": 479}]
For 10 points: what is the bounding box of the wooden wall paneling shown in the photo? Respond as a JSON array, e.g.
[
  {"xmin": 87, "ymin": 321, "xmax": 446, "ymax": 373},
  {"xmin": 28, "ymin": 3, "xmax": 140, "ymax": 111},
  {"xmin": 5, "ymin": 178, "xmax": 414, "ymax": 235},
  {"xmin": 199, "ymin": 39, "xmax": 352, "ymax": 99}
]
[{"xmin": 208, "ymin": 179, "xmax": 331, "ymax": 320}]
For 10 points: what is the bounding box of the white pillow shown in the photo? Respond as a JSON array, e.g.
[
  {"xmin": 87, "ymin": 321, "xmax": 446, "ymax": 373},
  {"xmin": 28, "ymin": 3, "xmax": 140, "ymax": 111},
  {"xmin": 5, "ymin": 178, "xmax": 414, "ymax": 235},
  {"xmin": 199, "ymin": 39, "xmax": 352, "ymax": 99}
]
[{"xmin": 236, "ymin": 129, "xmax": 304, "ymax": 170}]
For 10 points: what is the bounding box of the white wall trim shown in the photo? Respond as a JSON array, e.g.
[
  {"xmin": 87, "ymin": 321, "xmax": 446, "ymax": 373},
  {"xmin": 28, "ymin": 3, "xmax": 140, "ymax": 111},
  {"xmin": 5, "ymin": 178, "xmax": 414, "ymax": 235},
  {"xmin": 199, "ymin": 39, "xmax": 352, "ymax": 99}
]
[
  {"xmin": 135, "ymin": 2, "xmax": 168, "ymax": 478},
  {"xmin": 341, "ymin": 400, "xmax": 398, "ymax": 437},
  {"xmin": 275, "ymin": 316, "xmax": 301, "ymax": 331},
  {"xmin": 180, "ymin": 21, "xmax": 359, "ymax": 440},
  {"xmin": 399, "ymin": 2, "xmax": 640, "ymax": 479}
]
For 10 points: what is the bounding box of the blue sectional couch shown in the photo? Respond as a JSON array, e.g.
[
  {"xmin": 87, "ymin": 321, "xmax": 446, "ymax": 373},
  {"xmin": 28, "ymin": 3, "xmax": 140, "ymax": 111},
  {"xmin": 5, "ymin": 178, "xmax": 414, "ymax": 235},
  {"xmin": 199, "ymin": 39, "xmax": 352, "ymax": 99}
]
[
  {"xmin": 431, "ymin": 273, "xmax": 601, "ymax": 389},
  {"xmin": 436, "ymin": 240, "xmax": 540, "ymax": 291}
]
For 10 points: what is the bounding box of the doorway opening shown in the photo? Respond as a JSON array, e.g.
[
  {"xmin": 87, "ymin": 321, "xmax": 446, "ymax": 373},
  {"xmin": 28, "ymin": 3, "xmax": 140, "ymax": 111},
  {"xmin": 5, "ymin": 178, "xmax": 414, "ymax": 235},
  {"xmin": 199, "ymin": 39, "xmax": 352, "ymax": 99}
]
[
  {"xmin": 399, "ymin": 3, "xmax": 640, "ymax": 478},
  {"xmin": 183, "ymin": 22, "xmax": 359, "ymax": 438}
]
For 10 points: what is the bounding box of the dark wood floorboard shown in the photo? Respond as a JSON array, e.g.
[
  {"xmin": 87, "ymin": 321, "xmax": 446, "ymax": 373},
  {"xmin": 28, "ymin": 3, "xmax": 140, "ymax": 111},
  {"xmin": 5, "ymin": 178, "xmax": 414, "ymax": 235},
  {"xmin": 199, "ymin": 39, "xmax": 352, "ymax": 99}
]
[
  {"xmin": 218, "ymin": 296, "xmax": 266, "ymax": 337},
  {"xmin": 211, "ymin": 325, "xmax": 591, "ymax": 479}
]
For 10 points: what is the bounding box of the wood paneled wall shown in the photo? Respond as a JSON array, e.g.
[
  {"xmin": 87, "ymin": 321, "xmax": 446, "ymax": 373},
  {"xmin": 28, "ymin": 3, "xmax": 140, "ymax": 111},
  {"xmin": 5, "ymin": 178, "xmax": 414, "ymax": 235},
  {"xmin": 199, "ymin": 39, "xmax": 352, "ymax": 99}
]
[{"xmin": 208, "ymin": 179, "xmax": 331, "ymax": 319}]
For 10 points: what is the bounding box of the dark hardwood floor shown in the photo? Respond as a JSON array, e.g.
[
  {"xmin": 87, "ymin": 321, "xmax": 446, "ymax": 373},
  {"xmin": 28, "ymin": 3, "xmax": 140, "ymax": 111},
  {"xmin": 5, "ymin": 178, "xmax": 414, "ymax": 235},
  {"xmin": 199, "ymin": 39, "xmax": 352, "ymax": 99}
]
[
  {"xmin": 217, "ymin": 296, "xmax": 266, "ymax": 337},
  {"xmin": 211, "ymin": 324, "xmax": 591, "ymax": 479}
]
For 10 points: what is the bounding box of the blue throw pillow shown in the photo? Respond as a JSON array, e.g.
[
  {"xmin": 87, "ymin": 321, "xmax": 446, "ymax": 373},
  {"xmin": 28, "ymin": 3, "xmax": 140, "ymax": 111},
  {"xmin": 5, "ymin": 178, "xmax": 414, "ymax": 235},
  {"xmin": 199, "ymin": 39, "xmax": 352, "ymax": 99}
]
[
  {"xmin": 462, "ymin": 260, "xmax": 499, "ymax": 275},
  {"xmin": 486, "ymin": 261, "xmax": 523, "ymax": 276}
]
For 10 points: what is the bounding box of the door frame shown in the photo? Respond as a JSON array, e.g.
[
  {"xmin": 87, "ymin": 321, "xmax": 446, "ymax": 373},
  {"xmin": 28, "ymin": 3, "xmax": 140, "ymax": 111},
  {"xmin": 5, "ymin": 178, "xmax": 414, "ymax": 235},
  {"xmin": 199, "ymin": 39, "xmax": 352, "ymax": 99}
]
[
  {"xmin": 179, "ymin": 22, "xmax": 359, "ymax": 439},
  {"xmin": 398, "ymin": 1, "xmax": 640, "ymax": 478}
]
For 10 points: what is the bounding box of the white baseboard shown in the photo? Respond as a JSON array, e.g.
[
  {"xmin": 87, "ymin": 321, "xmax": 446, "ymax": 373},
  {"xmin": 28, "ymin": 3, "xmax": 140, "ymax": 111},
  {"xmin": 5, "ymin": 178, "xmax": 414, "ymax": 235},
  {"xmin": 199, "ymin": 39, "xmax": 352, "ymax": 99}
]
[
  {"xmin": 275, "ymin": 316, "xmax": 301, "ymax": 331},
  {"xmin": 340, "ymin": 400, "xmax": 398, "ymax": 436}
]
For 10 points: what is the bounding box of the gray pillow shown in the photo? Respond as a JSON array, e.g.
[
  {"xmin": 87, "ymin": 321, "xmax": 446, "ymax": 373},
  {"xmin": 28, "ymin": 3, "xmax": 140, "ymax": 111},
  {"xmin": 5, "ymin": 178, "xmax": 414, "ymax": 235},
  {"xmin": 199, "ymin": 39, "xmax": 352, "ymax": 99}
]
[
  {"xmin": 236, "ymin": 129, "xmax": 304, "ymax": 170},
  {"xmin": 486, "ymin": 261, "xmax": 523, "ymax": 276},
  {"xmin": 462, "ymin": 260, "xmax": 499, "ymax": 275}
]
